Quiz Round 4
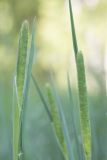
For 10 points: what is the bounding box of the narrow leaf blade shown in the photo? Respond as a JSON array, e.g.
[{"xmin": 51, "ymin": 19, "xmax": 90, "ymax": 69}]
[
  {"xmin": 67, "ymin": 73, "xmax": 85, "ymax": 160},
  {"xmin": 68, "ymin": 0, "xmax": 78, "ymax": 56},
  {"xmin": 32, "ymin": 75, "xmax": 52, "ymax": 121}
]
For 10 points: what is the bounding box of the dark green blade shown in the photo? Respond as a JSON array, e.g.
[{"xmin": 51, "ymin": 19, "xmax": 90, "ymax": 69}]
[
  {"xmin": 32, "ymin": 74, "xmax": 53, "ymax": 121},
  {"xmin": 68, "ymin": 0, "xmax": 78, "ymax": 57}
]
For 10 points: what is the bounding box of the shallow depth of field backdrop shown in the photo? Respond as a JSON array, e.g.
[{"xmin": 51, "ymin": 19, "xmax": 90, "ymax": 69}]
[{"xmin": 0, "ymin": 0, "xmax": 107, "ymax": 159}]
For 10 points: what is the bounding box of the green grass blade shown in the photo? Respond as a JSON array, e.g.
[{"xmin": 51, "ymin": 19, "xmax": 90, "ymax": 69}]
[
  {"xmin": 31, "ymin": 74, "xmax": 53, "ymax": 121},
  {"xmin": 13, "ymin": 77, "xmax": 20, "ymax": 160},
  {"xmin": 76, "ymin": 51, "xmax": 91, "ymax": 160},
  {"xmin": 67, "ymin": 73, "xmax": 85, "ymax": 160},
  {"xmin": 46, "ymin": 84, "xmax": 69, "ymax": 160},
  {"xmin": 68, "ymin": 0, "xmax": 78, "ymax": 56},
  {"xmin": 56, "ymin": 102, "xmax": 74, "ymax": 160},
  {"xmin": 89, "ymin": 102, "xmax": 98, "ymax": 160},
  {"xmin": 13, "ymin": 20, "xmax": 29, "ymax": 160}
]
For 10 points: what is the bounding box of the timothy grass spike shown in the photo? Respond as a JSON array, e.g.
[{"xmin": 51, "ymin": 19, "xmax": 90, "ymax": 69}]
[
  {"xmin": 50, "ymin": 75, "xmax": 75, "ymax": 160},
  {"xmin": 76, "ymin": 51, "xmax": 91, "ymax": 160},
  {"xmin": 13, "ymin": 20, "xmax": 29, "ymax": 160},
  {"xmin": 46, "ymin": 84, "xmax": 69, "ymax": 160},
  {"xmin": 19, "ymin": 18, "xmax": 36, "ymax": 160},
  {"xmin": 16, "ymin": 21, "xmax": 29, "ymax": 109},
  {"xmin": 23, "ymin": 18, "xmax": 36, "ymax": 100}
]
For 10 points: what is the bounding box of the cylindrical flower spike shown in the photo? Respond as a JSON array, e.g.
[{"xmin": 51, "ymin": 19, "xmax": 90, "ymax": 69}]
[
  {"xmin": 13, "ymin": 20, "xmax": 29, "ymax": 160},
  {"xmin": 46, "ymin": 84, "xmax": 69, "ymax": 160},
  {"xmin": 76, "ymin": 51, "xmax": 91, "ymax": 160}
]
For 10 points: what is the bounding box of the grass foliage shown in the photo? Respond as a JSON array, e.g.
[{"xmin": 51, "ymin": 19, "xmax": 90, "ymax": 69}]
[{"xmin": 12, "ymin": 0, "xmax": 106, "ymax": 160}]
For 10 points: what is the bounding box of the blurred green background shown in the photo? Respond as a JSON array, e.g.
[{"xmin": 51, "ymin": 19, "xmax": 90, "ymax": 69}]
[{"xmin": 0, "ymin": 0, "xmax": 107, "ymax": 159}]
